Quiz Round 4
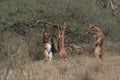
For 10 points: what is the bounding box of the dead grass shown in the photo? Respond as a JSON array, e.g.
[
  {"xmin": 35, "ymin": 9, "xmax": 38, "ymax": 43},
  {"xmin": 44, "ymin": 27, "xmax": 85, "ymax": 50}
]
[{"xmin": 0, "ymin": 52, "xmax": 120, "ymax": 80}]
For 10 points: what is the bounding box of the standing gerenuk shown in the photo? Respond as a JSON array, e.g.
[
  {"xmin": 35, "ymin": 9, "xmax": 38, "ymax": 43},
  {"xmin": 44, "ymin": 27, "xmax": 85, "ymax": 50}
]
[{"xmin": 43, "ymin": 28, "xmax": 53, "ymax": 63}]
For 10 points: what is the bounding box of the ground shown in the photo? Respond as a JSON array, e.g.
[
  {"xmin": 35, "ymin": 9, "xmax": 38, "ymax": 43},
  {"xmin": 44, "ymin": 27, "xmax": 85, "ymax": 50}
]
[{"xmin": 0, "ymin": 51, "xmax": 120, "ymax": 80}]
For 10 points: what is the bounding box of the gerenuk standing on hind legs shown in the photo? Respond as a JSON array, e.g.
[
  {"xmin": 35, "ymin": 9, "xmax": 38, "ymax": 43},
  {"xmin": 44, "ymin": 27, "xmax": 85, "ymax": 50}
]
[
  {"xmin": 43, "ymin": 28, "xmax": 53, "ymax": 64},
  {"xmin": 87, "ymin": 24, "xmax": 105, "ymax": 63},
  {"xmin": 58, "ymin": 21, "xmax": 67, "ymax": 59}
]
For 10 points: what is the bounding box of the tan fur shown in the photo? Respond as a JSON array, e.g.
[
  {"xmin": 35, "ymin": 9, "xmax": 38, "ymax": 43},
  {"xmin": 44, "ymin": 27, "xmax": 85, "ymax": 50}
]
[
  {"xmin": 88, "ymin": 25, "xmax": 104, "ymax": 62},
  {"xmin": 43, "ymin": 43, "xmax": 49, "ymax": 63},
  {"xmin": 43, "ymin": 29, "xmax": 51, "ymax": 64},
  {"xmin": 95, "ymin": 46, "xmax": 103, "ymax": 62},
  {"xmin": 58, "ymin": 21, "xmax": 67, "ymax": 58}
]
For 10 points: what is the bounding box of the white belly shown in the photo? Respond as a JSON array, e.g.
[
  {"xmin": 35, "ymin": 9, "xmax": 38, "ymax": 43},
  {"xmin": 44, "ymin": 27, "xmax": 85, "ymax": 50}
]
[
  {"xmin": 47, "ymin": 43, "xmax": 52, "ymax": 52},
  {"xmin": 46, "ymin": 43, "xmax": 52, "ymax": 62}
]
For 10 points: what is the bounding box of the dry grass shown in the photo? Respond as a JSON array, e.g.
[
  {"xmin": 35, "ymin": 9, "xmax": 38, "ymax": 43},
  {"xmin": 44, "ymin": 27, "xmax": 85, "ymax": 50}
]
[{"xmin": 0, "ymin": 52, "xmax": 120, "ymax": 80}]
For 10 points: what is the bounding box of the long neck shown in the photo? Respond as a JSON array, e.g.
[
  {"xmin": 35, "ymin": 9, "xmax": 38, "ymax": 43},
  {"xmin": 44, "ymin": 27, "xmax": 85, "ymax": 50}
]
[
  {"xmin": 94, "ymin": 26, "xmax": 102, "ymax": 33},
  {"xmin": 59, "ymin": 28, "xmax": 66, "ymax": 49},
  {"xmin": 59, "ymin": 22, "xmax": 66, "ymax": 49},
  {"xmin": 60, "ymin": 32, "xmax": 65, "ymax": 45}
]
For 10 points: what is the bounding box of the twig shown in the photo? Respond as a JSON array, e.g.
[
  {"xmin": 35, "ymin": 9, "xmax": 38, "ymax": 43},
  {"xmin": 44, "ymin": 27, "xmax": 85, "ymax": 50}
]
[{"xmin": 4, "ymin": 60, "xmax": 12, "ymax": 80}]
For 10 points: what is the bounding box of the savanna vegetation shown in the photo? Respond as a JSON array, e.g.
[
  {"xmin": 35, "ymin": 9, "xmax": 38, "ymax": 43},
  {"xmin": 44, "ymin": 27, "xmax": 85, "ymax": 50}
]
[{"xmin": 0, "ymin": 0, "xmax": 120, "ymax": 80}]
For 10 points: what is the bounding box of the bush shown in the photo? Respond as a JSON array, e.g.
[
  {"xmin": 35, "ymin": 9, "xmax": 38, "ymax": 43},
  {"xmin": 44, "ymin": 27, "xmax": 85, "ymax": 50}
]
[{"xmin": 0, "ymin": 0, "xmax": 120, "ymax": 61}]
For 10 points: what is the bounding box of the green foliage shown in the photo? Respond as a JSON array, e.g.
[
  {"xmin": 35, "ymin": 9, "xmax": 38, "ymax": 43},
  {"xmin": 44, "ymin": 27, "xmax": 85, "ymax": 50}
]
[
  {"xmin": 0, "ymin": 0, "xmax": 120, "ymax": 61},
  {"xmin": 0, "ymin": 0, "xmax": 119, "ymax": 35}
]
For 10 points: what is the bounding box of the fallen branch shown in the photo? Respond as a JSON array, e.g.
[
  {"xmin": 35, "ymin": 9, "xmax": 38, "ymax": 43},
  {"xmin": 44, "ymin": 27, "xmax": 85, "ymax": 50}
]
[{"xmin": 4, "ymin": 50, "xmax": 25, "ymax": 80}]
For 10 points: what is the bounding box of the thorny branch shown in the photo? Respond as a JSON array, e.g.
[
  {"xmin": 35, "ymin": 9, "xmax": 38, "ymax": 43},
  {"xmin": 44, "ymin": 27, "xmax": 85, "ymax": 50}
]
[{"xmin": 9, "ymin": 20, "xmax": 89, "ymax": 53}]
